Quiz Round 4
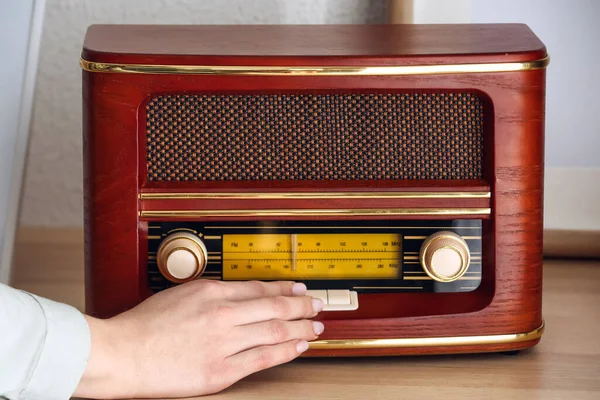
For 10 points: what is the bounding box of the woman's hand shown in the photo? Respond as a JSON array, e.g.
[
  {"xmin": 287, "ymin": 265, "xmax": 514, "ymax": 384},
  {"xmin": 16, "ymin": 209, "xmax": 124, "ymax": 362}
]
[{"xmin": 74, "ymin": 280, "xmax": 324, "ymax": 399}]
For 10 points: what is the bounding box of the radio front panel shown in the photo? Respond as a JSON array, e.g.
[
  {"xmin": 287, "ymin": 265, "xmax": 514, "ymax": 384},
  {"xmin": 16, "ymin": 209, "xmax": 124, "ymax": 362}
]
[{"xmin": 146, "ymin": 219, "xmax": 483, "ymax": 296}]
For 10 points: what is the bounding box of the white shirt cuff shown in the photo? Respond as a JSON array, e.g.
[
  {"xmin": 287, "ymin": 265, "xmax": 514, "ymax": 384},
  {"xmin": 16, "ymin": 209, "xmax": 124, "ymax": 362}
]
[{"xmin": 20, "ymin": 294, "xmax": 91, "ymax": 400}]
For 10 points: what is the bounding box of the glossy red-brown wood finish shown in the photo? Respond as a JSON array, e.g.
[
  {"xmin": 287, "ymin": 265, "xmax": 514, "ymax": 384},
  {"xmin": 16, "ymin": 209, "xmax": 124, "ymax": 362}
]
[
  {"xmin": 303, "ymin": 339, "xmax": 542, "ymax": 357},
  {"xmin": 82, "ymin": 24, "xmax": 546, "ymax": 356},
  {"xmin": 82, "ymin": 24, "xmax": 546, "ymax": 65},
  {"xmin": 140, "ymin": 198, "xmax": 491, "ymax": 213}
]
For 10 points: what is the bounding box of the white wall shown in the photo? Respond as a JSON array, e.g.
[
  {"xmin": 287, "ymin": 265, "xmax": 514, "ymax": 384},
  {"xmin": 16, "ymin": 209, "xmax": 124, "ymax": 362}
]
[
  {"xmin": 407, "ymin": 0, "xmax": 600, "ymax": 232},
  {"xmin": 471, "ymin": 0, "xmax": 600, "ymax": 169},
  {"xmin": 409, "ymin": 0, "xmax": 600, "ymax": 169},
  {"xmin": 470, "ymin": 0, "xmax": 600, "ymax": 231},
  {"xmin": 19, "ymin": 0, "xmax": 388, "ymax": 227},
  {"xmin": 0, "ymin": 0, "xmax": 45, "ymax": 283},
  {"xmin": 410, "ymin": 0, "xmax": 472, "ymax": 23},
  {"xmin": 17, "ymin": 0, "xmax": 600, "ymax": 232},
  {"xmin": 0, "ymin": 2, "xmax": 32, "ymax": 259}
]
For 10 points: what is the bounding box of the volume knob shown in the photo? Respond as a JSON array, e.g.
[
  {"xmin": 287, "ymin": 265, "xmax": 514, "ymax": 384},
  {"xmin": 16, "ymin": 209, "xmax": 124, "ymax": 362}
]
[
  {"xmin": 156, "ymin": 232, "xmax": 208, "ymax": 283},
  {"xmin": 419, "ymin": 231, "xmax": 470, "ymax": 283}
]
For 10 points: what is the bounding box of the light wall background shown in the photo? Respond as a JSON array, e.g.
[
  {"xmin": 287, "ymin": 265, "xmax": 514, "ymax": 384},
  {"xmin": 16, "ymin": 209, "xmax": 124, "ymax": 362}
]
[
  {"xmin": 0, "ymin": 0, "xmax": 46, "ymax": 283},
  {"xmin": 471, "ymin": 0, "xmax": 600, "ymax": 169},
  {"xmin": 405, "ymin": 0, "xmax": 600, "ymax": 232},
  {"xmin": 19, "ymin": 0, "xmax": 599, "ymax": 231},
  {"xmin": 0, "ymin": 2, "xmax": 34, "ymax": 242},
  {"xmin": 470, "ymin": 0, "xmax": 600, "ymax": 232},
  {"xmin": 19, "ymin": 0, "xmax": 388, "ymax": 227}
]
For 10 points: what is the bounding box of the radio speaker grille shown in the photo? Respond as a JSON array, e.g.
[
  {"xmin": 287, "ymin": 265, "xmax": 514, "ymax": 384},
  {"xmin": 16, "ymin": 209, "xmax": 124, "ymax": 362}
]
[{"xmin": 145, "ymin": 93, "xmax": 484, "ymax": 181}]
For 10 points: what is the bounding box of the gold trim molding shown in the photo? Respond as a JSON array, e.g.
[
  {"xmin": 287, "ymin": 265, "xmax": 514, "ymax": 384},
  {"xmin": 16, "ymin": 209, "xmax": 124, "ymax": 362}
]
[
  {"xmin": 308, "ymin": 321, "xmax": 545, "ymax": 350},
  {"xmin": 139, "ymin": 208, "xmax": 491, "ymax": 218},
  {"xmin": 80, "ymin": 56, "xmax": 549, "ymax": 76},
  {"xmin": 139, "ymin": 191, "xmax": 491, "ymax": 200}
]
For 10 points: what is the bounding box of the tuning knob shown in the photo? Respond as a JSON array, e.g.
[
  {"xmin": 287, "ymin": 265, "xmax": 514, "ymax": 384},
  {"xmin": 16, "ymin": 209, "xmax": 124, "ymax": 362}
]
[
  {"xmin": 156, "ymin": 232, "xmax": 207, "ymax": 283},
  {"xmin": 419, "ymin": 231, "xmax": 470, "ymax": 283}
]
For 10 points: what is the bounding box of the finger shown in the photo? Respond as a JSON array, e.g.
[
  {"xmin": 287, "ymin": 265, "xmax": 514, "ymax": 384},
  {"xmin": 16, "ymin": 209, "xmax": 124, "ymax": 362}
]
[
  {"xmin": 225, "ymin": 340, "xmax": 310, "ymax": 383},
  {"xmin": 229, "ymin": 295, "xmax": 324, "ymax": 326},
  {"xmin": 230, "ymin": 319, "xmax": 324, "ymax": 354},
  {"xmin": 186, "ymin": 280, "xmax": 306, "ymax": 302},
  {"xmin": 222, "ymin": 280, "xmax": 307, "ymax": 301}
]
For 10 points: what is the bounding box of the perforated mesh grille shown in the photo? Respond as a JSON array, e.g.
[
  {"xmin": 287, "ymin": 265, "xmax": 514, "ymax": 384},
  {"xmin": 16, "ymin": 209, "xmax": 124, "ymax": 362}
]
[{"xmin": 145, "ymin": 93, "xmax": 484, "ymax": 181}]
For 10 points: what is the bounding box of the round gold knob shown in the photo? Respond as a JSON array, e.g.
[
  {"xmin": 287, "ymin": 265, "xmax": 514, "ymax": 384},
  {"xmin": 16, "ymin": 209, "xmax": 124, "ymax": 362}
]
[
  {"xmin": 157, "ymin": 232, "xmax": 207, "ymax": 283},
  {"xmin": 419, "ymin": 231, "xmax": 470, "ymax": 283}
]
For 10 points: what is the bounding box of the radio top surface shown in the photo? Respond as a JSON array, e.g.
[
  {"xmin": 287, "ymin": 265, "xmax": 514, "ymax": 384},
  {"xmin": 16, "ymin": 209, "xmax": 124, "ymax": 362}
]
[{"xmin": 81, "ymin": 23, "xmax": 547, "ymax": 64}]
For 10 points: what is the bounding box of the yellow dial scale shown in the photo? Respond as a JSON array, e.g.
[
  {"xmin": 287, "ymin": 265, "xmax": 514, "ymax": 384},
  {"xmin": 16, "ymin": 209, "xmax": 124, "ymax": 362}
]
[{"xmin": 222, "ymin": 233, "xmax": 402, "ymax": 280}]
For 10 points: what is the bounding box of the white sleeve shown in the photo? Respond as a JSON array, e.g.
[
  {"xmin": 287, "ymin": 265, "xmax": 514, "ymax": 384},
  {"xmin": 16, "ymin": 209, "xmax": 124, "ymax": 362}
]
[{"xmin": 0, "ymin": 283, "xmax": 90, "ymax": 400}]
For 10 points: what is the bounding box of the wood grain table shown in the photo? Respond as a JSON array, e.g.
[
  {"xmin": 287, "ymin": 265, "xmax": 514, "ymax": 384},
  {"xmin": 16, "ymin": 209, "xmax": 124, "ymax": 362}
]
[{"xmin": 11, "ymin": 228, "xmax": 600, "ymax": 400}]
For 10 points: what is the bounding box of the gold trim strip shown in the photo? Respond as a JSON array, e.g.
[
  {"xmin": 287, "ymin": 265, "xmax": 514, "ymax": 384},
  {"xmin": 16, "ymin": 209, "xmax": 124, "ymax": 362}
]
[
  {"xmin": 353, "ymin": 286, "xmax": 423, "ymax": 290},
  {"xmin": 308, "ymin": 321, "xmax": 544, "ymax": 350},
  {"xmin": 403, "ymin": 276, "xmax": 478, "ymax": 281},
  {"xmin": 203, "ymin": 225, "xmax": 483, "ymax": 230},
  {"xmin": 139, "ymin": 191, "xmax": 491, "ymax": 200},
  {"xmin": 80, "ymin": 56, "xmax": 549, "ymax": 76},
  {"xmin": 139, "ymin": 208, "xmax": 491, "ymax": 218}
]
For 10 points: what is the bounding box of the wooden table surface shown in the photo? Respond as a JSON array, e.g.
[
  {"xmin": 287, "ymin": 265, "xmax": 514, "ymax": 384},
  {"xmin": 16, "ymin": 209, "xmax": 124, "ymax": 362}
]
[{"xmin": 11, "ymin": 228, "xmax": 600, "ymax": 400}]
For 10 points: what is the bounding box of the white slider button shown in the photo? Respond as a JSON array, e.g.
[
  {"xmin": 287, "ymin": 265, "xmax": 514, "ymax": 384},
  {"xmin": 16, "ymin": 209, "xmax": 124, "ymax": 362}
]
[
  {"xmin": 327, "ymin": 290, "xmax": 351, "ymax": 305},
  {"xmin": 305, "ymin": 290, "xmax": 359, "ymax": 311},
  {"xmin": 325, "ymin": 290, "xmax": 359, "ymax": 311}
]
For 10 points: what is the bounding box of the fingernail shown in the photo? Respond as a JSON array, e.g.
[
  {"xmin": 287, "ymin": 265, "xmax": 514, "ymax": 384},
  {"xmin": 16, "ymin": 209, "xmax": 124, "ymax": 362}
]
[
  {"xmin": 312, "ymin": 321, "xmax": 325, "ymax": 335},
  {"xmin": 291, "ymin": 282, "xmax": 307, "ymax": 296},
  {"xmin": 296, "ymin": 340, "xmax": 309, "ymax": 353},
  {"xmin": 312, "ymin": 298, "xmax": 324, "ymax": 312}
]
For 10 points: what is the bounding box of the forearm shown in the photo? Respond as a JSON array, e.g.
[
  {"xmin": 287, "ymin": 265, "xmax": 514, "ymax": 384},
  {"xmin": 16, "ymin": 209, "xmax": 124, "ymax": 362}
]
[
  {"xmin": 72, "ymin": 316, "xmax": 135, "ymax": 399},
  {"xmin": 2, "ymin": 280, "xmax": 322, "ymax": 400}
]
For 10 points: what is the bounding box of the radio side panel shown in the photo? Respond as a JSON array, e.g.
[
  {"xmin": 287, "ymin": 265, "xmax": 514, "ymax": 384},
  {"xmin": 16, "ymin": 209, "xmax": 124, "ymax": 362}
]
[{"xmin": 83, "ymin": 71, "xmax": 148, "ymax": 317}]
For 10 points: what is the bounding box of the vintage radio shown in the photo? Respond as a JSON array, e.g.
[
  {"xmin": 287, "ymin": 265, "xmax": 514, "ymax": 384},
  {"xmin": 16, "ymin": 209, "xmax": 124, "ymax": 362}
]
[{"xmin": 81, "ymin": 23, "xmax": 547, "ymax": 356}]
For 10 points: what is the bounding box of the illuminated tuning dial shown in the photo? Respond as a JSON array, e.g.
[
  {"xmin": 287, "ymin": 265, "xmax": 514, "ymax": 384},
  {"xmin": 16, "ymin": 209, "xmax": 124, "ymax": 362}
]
[
  {"xmin": 419, "ymin": 231, "xmax": 470, "ymax": 283},
  {"xmin": 157, "ymin": 232, "xmax": 208, "ymax": 283}
]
